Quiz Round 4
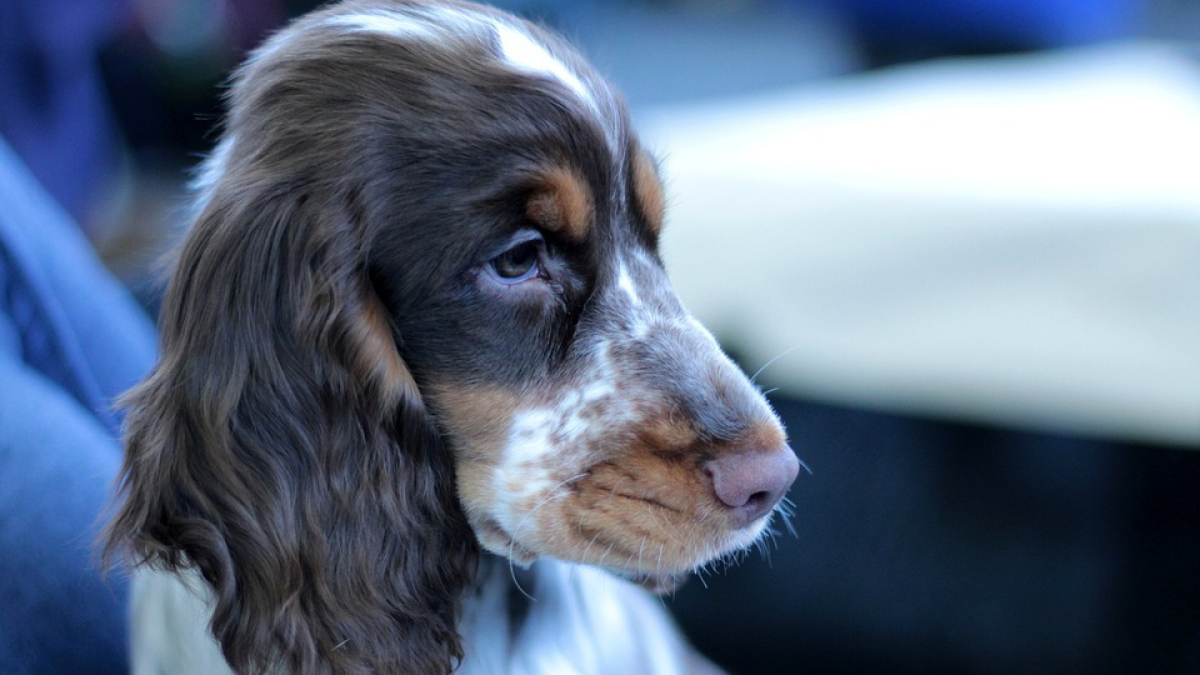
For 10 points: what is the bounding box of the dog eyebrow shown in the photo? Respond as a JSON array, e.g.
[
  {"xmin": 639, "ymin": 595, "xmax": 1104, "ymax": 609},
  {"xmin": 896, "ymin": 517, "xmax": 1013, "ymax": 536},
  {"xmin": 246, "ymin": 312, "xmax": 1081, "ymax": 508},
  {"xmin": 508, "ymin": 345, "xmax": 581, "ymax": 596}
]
[
  {"xmin": 629, "ymin": 147, "xmax": 665, "ymax": 234},
  {"xmin": 525, "ymin": 166, "xmax": 594, "ymax": 242}
]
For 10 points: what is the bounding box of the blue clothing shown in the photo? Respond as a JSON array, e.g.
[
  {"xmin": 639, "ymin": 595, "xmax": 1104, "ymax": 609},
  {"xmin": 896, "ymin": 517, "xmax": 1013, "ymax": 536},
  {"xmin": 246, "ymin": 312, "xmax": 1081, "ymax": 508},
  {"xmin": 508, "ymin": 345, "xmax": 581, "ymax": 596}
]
[
  {"xmin": 0, "ymin": 0, "xmax": 129, "ymax": 225},
  {"xmin": 0, "ymin": 137, "xmax": 155, "ymax": 674}
]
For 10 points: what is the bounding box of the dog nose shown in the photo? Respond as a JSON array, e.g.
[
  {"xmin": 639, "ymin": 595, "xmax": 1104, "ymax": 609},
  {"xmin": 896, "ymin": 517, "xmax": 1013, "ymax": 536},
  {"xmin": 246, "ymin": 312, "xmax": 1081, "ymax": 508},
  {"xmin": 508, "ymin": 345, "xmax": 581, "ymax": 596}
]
[{"xmin": 705, "ymin": 445, "xmax": 800, "ymax": 528}]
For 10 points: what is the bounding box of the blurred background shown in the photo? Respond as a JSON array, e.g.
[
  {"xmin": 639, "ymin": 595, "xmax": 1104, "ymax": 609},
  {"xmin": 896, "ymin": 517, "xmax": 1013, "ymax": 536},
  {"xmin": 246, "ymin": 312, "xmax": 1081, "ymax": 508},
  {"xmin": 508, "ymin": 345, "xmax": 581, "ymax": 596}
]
[{"xmin": 2, "ymin": 0, "xmax": 1198, "ymax": 673}]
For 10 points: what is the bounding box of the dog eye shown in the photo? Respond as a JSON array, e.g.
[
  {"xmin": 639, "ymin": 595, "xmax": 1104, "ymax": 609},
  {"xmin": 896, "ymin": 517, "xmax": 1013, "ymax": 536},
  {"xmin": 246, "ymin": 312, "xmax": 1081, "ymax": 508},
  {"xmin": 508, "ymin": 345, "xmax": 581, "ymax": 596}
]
[{"xmin": 488, "ymin": 240, "xmax": 541, "ymax": 283}]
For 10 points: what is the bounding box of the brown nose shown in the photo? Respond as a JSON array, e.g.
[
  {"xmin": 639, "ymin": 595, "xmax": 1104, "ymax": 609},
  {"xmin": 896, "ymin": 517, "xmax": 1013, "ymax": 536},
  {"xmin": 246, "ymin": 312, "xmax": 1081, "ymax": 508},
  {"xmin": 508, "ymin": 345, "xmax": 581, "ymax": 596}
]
[{"xmin": 705, "ymin": 445, "xmax": 800, "ymax": 528}]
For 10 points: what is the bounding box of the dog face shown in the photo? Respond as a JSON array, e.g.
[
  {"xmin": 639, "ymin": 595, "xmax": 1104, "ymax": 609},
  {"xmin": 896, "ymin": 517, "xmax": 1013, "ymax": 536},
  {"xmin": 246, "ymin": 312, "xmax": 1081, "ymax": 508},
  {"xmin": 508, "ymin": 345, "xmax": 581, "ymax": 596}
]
[
  {"xmin": 288, "ymin": 3, "xmax": 799, "ymax": 588},
  {"xmin": 200, "ymin": 0, "xmax": 799, "ymax": 589},
  {"xmin": 109, "ymin": 1, "xmax": 798, "ymax": 671}
]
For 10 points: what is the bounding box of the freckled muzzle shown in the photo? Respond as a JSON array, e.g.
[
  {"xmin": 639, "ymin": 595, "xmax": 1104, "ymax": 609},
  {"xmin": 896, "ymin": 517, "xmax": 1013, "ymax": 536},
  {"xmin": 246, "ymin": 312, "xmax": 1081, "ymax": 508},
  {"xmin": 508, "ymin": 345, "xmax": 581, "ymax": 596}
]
[{"xmin": 443, "ymin": 297, "xmax": 800, "ymax": 584}]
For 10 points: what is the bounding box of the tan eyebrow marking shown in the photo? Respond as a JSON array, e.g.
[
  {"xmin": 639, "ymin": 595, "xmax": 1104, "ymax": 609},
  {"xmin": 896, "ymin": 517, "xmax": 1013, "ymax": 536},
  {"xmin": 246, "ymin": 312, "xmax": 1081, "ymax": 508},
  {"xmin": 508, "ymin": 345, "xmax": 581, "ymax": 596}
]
[
  {"xmin": 525, "ymin": 166, "xmax": 594, "ymax": 242},
  {"xmin": 630, "ymin": 146, "xmax": 665, "ymax": 233}
]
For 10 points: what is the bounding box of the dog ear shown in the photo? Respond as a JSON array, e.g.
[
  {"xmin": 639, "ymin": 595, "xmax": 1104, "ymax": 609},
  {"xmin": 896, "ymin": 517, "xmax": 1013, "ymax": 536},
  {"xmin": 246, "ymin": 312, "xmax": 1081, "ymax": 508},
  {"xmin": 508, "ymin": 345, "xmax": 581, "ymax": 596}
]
[{"xmin": 103, "ymin": 173, "xmax": 479, "ymax": 674}]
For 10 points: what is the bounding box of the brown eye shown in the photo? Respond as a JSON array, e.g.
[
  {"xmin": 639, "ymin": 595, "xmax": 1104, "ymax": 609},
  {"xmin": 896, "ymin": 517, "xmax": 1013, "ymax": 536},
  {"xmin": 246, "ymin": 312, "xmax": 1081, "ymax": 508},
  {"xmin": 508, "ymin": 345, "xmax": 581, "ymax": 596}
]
[{"xmin": 488, "ymin": 240, "xmax": 540, "ymax": 283}]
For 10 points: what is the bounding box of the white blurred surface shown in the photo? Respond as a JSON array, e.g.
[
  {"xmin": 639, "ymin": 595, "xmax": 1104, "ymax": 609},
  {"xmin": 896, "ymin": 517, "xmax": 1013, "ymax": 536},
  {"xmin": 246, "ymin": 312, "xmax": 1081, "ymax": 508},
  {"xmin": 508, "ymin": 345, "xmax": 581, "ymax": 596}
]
[{"xmin": 640, "ymin": 42, "xmax": 1200, "ymax": 446}]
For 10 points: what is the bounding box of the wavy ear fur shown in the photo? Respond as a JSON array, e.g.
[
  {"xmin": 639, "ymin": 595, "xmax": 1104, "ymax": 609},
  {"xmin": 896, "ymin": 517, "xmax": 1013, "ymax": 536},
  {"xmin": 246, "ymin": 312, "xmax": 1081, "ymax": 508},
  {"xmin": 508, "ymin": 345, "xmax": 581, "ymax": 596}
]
[{"xmin": 103, "ymin": 169, "xmax": 479, "ymax": 674}]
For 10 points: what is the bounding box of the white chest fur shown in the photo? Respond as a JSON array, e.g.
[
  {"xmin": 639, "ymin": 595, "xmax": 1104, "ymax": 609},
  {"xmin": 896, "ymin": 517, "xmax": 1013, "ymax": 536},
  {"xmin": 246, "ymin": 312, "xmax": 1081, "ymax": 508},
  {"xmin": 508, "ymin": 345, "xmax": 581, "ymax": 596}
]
[{"xmin": 129, "ymin": 560, "xmax": 719, "ymax": 675}]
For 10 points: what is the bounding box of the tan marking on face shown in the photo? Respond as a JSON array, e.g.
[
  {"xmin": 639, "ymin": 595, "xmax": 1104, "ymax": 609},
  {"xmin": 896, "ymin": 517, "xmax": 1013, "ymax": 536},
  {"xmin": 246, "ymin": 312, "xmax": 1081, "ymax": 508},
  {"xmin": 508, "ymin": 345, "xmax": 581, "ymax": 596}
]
[
  {"xmin": 558, "ymin": 425, "xmax": 766, "ymax": 575},
  {"xmin": 636, "ymin": 408, "xmax": 699, "ymax": 454},
  {"xmin": 424, "ymin": 383, "xmax": 529, "ymax": 555},
  {"xmin": 355, "ymin": 290, "xmax": 418, "ymax": 409},
  {"xmin": 744, "ymin": 417, "xmax": 789, "ymax": 453},
  {"xmin": 426, "ymin": 383, "xmax": 524, "ymax": 466},
  {"xmin": 525, "ymin": 166, "xmax": 593, "ymax": 241},
  {"xmin": 630, "ymin": 147, "xmax": 665, "ymax": 233}
]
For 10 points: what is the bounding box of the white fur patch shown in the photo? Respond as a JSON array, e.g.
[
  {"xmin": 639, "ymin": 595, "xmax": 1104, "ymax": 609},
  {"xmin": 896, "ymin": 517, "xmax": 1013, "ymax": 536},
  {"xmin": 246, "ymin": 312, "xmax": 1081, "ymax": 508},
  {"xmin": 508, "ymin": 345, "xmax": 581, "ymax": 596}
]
[
  {"xmin": 616, "ymin": 262, "xmax": 641, "ymax": 307},
  {"xmin": 328, "ymin": 8, "xmax": 597, "ymax": 113},
  {"xmin": 506, "ymin": 408, "xmax": 559, "ymax": 465},
  {"xmin": 320, "ymin": 4, "xmax": 625, "ymax": 163},
  {"xmin": 456, "ymin": 560, "xmax": 698, "ymax": 675},
  {"xmin": 328, "ymin": 10, "xmax": 442, "ymax": 40},
  {"xmin": 131, "ymin": 562, "xmax": 700, "ymax": 675},
  {"xmin": 492, "ymin": 23, "xmax": 596, "ymax": 111},
  {"xmin": 498, "ymin": 409, "xmax": 560, "ymax": 514},
  {"xmin": 130, "ymin": 569, "xmax": 233, "ymax": 675},
  {"xmin": 501, "ymin": 344, "xmax": 621, "ymax": 462},
  {"xmin": 494, "ymin": 342, "xmax": 632, "ymax": 534}
]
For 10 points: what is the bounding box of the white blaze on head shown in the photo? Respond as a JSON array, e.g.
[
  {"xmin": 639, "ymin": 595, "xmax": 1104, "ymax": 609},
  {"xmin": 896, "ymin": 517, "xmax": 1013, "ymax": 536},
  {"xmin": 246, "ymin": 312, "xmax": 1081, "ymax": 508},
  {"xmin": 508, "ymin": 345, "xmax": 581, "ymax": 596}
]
[
  {"xmin": 328, "ymin": 8, "xmax": 598, "ymax": 113},
  {"xmin": 492, "ymin": 23, "xmax": 597, "ymax": 112},
  {"xmin": 327, "ymin": 10, "xmax": 442, "ymax": 40}
]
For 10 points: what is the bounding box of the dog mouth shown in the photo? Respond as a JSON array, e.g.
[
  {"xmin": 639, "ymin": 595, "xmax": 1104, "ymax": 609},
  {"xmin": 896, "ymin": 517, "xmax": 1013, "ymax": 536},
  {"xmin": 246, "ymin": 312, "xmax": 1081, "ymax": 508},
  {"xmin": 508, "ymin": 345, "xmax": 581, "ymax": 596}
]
[
  {"xmin": 466, "ymin": 473, "xmax": 778, "ymax": 587},
  {"xmin": 438, "ymin": 356, "xmax": 796, "ymax": 589}
]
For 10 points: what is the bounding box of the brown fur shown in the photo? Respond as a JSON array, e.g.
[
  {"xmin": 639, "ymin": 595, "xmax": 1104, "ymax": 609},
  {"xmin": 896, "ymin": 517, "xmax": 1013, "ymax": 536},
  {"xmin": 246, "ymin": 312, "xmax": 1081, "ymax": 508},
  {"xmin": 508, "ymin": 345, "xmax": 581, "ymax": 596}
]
[
  {"xmin": 104, "ymin": 175, "xmax": 479, "ymax": 675},
  {"xmin": 525, "ymin": 167, "xmax": 595, "ymax": 242},
  {"xmin": 630, "ymin": 147, "xmax": 666, "ymax": 232},
  {"xmin": 101, "ymin": 2, "xmax": 796, "ymax": 673}
]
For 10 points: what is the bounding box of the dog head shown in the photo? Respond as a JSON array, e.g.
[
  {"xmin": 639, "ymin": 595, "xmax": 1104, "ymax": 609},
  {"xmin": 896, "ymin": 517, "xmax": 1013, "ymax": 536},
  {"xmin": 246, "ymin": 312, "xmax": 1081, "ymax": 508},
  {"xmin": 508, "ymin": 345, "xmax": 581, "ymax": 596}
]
[{"xmin": 106, "ymin": 1, "xmax": 799, "ymax": 672}]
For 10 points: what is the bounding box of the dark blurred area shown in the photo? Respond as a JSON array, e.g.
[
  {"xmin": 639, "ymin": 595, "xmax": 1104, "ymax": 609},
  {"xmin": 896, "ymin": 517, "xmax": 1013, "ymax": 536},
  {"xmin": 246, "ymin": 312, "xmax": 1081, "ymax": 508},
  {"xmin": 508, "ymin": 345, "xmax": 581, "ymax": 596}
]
[
  {"xmin": 672, "ymin": 395, "xmax": 1200, "ymax": 675},
  {"xmin": 2, "ymin": 0, "xmax": 1198, "ymax": 674}
]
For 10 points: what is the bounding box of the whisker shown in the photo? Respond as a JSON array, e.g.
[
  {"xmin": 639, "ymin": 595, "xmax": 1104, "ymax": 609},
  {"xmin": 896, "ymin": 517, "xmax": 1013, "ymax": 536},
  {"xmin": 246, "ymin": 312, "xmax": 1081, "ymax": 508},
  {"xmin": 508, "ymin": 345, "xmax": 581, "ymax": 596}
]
[
  {"xmin": 579, "ymin": 531, "xmax": 604, "ymax": 568},
  {"xmin": 509, "ymin": 473, "xmax": 589, "ymax": 541},
  {"xmin": 506, "ymin": 472, "xmax": 590, "ymax": 601},
  {"xmin": 507, "ymin": 558, "xmax": 535, "ymax": 602},
  {"xmin": 775, "ymin": 497, "xmax": 799, "ymax": 538},
  {"xmin": 750, "ymin": 346, "xmax": 801, "ymax": 384},
  {"xmin": 797, "ymin": 456, "xmax": 813, "ymax": 475},
  {"xmin": 656, "ymin": 543, "xmax": 666, "ymax": 584}
]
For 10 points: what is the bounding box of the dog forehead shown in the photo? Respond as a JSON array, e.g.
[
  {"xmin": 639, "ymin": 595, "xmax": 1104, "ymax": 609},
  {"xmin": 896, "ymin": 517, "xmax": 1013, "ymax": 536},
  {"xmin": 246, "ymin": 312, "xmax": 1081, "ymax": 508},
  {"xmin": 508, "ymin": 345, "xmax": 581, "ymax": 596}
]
[
  {"xmin": 323, "ymin": 2, "xmax": 608, "ymax": 122},
  {"xmin": 229, "ymin": 2, "xmax": 636, "ymax": 213}
]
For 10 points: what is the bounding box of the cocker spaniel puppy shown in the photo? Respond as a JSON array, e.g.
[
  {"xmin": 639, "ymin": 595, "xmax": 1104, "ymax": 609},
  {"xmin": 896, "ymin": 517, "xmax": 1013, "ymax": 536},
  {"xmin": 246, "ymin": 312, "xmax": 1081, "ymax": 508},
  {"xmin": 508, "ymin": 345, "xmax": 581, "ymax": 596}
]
[{"xmin": 103, "ymin": 1, "xmax": 800, "ymax": 673}]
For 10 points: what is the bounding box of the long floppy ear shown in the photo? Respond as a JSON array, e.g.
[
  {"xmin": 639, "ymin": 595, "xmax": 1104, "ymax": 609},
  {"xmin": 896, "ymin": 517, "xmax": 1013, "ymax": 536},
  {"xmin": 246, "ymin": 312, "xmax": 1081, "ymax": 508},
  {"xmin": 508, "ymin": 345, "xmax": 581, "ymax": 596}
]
[{"xmin": 102, "ymin": 175, "xmax": 479, "ymax": 674}]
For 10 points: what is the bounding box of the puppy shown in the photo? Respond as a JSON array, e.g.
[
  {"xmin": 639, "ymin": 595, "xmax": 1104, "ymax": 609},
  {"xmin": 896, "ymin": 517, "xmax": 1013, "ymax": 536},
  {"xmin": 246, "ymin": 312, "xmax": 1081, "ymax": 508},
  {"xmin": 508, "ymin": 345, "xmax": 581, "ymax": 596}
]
[{"xmin": 104, "ymin": 1, "xmax": 800, "ymax": 673}]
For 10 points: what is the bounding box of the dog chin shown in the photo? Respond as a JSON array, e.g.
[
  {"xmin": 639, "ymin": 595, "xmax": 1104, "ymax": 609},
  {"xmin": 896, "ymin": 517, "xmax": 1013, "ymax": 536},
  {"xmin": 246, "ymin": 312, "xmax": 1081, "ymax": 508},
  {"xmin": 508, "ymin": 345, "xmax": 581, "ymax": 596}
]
[
  {"xmin": 472, "ymin": 523, "xmax": 539, "ymax": 566},
  {"xmin": 472, "ymin": 507, "xmax": 774, "ymax": 596},
  {"xmin": 580, "ymin": 530, "xmax": 776, "ymax": 595},
  {"xmin": 607, "ymin": 568, "xmax": 690, "ymax": 595}
]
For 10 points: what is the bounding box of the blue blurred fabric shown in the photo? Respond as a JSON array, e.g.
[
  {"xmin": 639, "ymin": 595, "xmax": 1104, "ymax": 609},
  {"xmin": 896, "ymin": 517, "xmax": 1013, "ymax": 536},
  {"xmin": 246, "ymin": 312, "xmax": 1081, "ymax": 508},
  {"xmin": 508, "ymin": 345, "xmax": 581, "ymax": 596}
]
[
  {"xmin": 0, "ymin": 0, "xmax": 130, "ymax": 227},
  {"xmin": 0, "ymin": 136, "xmax": 155, "ymax": 674}
]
